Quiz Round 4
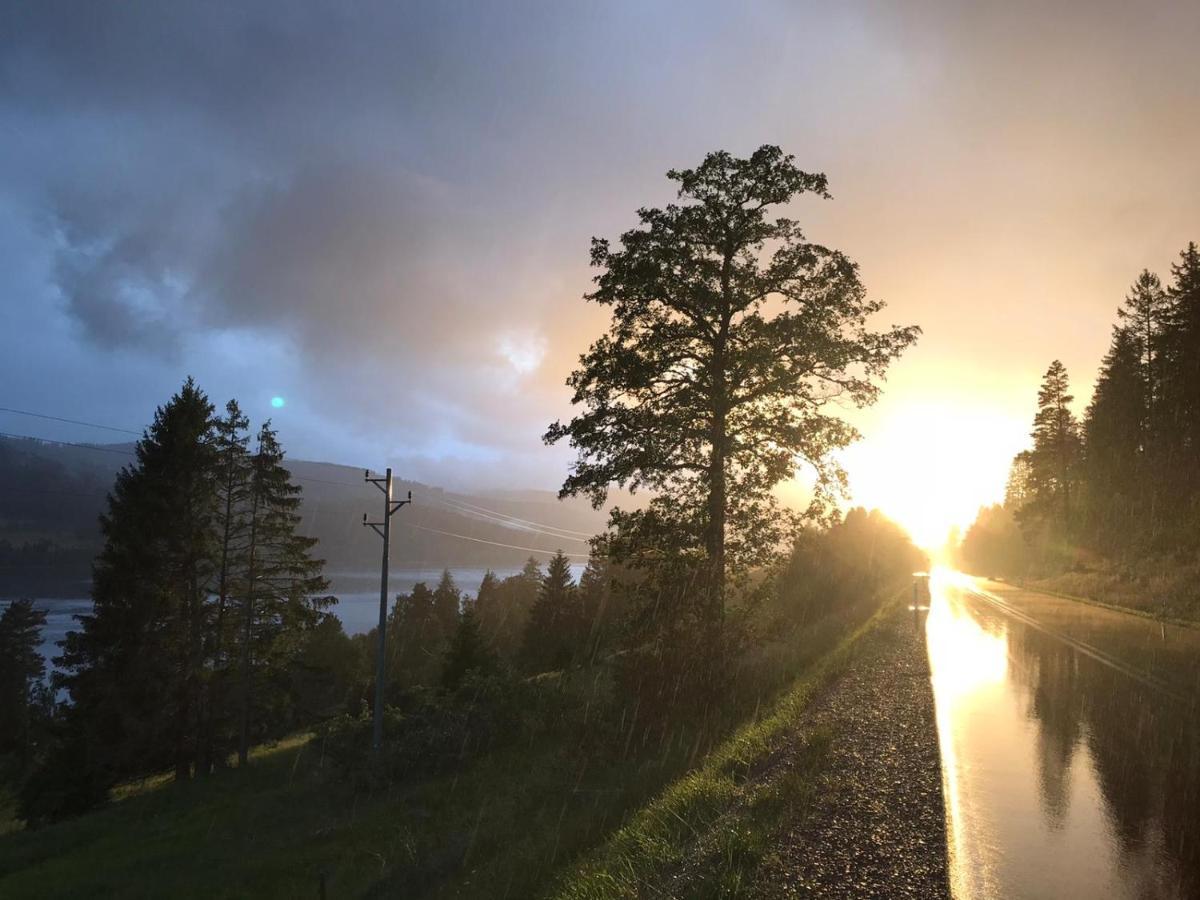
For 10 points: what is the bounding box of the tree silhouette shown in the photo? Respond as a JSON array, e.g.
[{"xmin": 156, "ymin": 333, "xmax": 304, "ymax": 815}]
[
  {"xmin": 59, "ymin": 378, "xmax": 219, "ymax": 788},
  {"xmin": 546, "ymin": 145, "xmax": 917, "ymax": 632},
  {"xmin": 441, "ymin": 597, "xmax": 494, "ymax": 690},
  {"xmin": 520, "ymin": 550, "xmax": 579, "ymax": 673},
  {"xmin": 236, "ymin": 422, "xmax": 330, "ymax": 765},
  {"xmin": 1029, "ymin": 360, "xmax": 1081, "ymax": 526},
  {"xmin": 0, "ymin": 599, "xmax": 49, "ymax": 773},
  {"xmin": 1160, "ymin": 242, "xmax": 1200, "ymax": 500},
  {"xmin": 1082, "ymin": 327, "xmax": 1144, "ymax": 548},
  {"xmin": 200, "ymin": 399, "xmax": 250, "ymax": 775}
]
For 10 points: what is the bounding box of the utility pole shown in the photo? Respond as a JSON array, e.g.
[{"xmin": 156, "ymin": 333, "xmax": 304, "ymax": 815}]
[{"xmin": 363, "ymin": 467, "xmax": 411, "ymax": 752}]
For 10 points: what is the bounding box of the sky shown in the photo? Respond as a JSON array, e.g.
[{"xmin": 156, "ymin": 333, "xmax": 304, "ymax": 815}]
[{"xmin": 2, "ymin": 1, "xmax": 1198, "ymax": 546}]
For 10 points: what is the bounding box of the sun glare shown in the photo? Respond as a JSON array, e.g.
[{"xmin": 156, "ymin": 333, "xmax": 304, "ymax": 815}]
[{"xmin": 836, "ymin": 403, "xmax": 1027, "ymax": 549}]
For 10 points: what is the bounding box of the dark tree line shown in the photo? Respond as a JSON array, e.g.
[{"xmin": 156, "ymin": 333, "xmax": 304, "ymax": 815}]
[
  {"xmin": 0, "ymin": 600, "xmax": 51, "ymax": 786},
  {"xmin": 961, "ymin": 243, "xmax": 1200, "ymax": 574},
  {"xmin": 363, "ymin": 549, "xmax": 620, "ymax": 706},
  {"xmin": 21, "ymin": 380, "xmax": 335, "ymax": 822}
]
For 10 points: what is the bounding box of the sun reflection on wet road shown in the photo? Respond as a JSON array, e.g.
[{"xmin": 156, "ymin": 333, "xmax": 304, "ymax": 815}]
[{"xmin": 925, "ymin": 570, "xmax": 1200, "ymax": 899}]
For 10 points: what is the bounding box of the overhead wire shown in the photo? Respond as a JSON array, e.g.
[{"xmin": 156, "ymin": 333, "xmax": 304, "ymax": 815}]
[
  {"xmin": 0, "ymin": 405, "xmax": 142, "ymax": 436},
  {"xmin": 0, "ymin": 410, "xmax": 596, "ymax": 545},
  {"xmin": 398, "ymin": 521, "xmax": 590, "ymax": 557},
  {"xmin": 427, "ymin": 499, "xmax": 592, "ymax": 545},
  {"xmin": 435, "ymin": 496, "xmax": 595, "ymax": 539},
  {"xmin": 0, "ymin": 429, "xmax": 364, "ymax": 489}
]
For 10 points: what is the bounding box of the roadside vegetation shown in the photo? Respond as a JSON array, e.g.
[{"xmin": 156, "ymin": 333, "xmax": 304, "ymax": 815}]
[
  {"xmin": 956, "ymin": 243, "xmax": 1200, "ymax": 621},
  {"xmin": 0, "ymin": 512, "xmax": 920, "ymax": 897},
  {"xmin": 0, "ymin": 146, "xmax": 920, "ymax": 896}
]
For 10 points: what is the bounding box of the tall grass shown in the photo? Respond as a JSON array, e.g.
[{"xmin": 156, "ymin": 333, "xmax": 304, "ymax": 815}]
[{"xmin": 550, "ymin": 595, "xmax": 896, "ymax": 899}]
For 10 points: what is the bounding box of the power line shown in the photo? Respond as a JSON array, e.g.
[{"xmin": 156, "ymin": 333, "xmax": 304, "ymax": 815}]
[
  {"xmin": 0, "ymin": 431, "xmax": 136, "ymax": 456},
  {"xmin": 294, "ymin": 474, "xmax": 368, "ymax": 488},
  {"xmin": 0, "ymin": 405, "xmax": 142, "ymax": 436},
  {"xmin": 399, "ymin": 521, "xmax": 590, "ymax": 557},
  {"xmin": 437, "ymin": 496, "xmax": 595, "ymax": 539},
  {"xmin": 0, "ymin": 430, "xmax": 366, "ymax": 490},
  {"xmin": 428, "ymin": 499, "xmax": 591, "ymax": 544},
  {"xmin": 0, "ymin": 488, "xmax": 109, "ymax": 498}
]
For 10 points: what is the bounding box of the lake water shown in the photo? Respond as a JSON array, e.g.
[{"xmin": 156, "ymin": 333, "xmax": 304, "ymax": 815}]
[{"xmin": 23, "ymin": 564, "xmax": 587, "ymax": 673}]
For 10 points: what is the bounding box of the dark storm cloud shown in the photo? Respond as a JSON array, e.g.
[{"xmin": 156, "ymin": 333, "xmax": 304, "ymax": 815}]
[
  {"xmin": 0, "ymin": 2, "xmax": 633, "ymax": 466},
  {"xmin": 2, "ymin": 0, "xmax": 1198, "ymax": 490}
]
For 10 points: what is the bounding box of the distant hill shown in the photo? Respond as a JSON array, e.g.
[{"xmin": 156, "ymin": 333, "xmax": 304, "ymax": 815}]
[{"xmin": 0, "ymin": 435, "xmax": 612, "ymax": 597}]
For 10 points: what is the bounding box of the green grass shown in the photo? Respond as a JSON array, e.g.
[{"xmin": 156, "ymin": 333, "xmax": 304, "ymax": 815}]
[
  {"xmin": 0, "ymin": 595, "xmax": 895, "ymax": 899},
  {"xmin": 0, "ymin": 721, "xmax": 693, "ymax": 899},
  {"xmin": 549, "ymin": 598, "xmax": 893, "ymax": 899}
]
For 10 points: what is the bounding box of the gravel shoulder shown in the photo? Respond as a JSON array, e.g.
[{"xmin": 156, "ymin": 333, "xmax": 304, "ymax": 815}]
[{"xmin": 748, "ymin": 603, "xmax": 950, "ymax": 898}]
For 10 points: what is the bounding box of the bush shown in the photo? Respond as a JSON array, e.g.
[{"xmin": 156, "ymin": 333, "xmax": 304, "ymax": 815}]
[{"xmin": 318, "ymin": 668, "xmax": 612, "ymax": 789}]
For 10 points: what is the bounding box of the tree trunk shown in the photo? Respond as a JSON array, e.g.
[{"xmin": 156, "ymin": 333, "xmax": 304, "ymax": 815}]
[
  {"xmin": 238, "ymin": 471, "xmax": 261, "ymax": 768},
  {"xmin": 707, "ymin": 408, "xmax": 726, "ymax": 621},
  {"xmin": 200, "ymin": 466, "xmax": 237, "ymax": 777}
]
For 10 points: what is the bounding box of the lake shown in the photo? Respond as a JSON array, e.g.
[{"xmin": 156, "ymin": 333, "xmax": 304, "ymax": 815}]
[{"xmin": 22, "ymin": 563, "xmax": 587, "ymax": 673}]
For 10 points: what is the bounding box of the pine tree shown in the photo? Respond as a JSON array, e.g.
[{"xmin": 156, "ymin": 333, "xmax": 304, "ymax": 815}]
[
  {"xmin": 520, "ymin": 551, "xmax": 579, "ymax": 673},
  {"xmin": 1004, "ymin": 453, "xmax": 1035, "ymax": 511},
  {"xmin": 1026, "ymin": 360, "xmax": 1081, "ymax": 527},
  {"xmin": 1117, "ymin": 270, "xmax": 1169, "ymax": 440},
  {"xmin": 236, "ymin": 422, "xmax": 330, "ymax": 765},
  {"xmin": 59, "ymin": 378, "xmax": 219, "ymax": 786},
  {"xmin": 0, "ymin": 599, "xmax": 49, "ymax": 772},
  {"xmin": 545, "ymin": 146, "xmax": 918, "ymax": 635}
]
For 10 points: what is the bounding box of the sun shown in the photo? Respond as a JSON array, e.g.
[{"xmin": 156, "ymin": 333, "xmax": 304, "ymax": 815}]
[{"xmin": 835, "ymin": 403, "xmax": 1026, "ymax": 549}]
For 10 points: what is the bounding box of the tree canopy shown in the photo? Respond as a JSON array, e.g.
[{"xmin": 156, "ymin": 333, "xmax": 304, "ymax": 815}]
[{"xmin": 546, "ymin": 145, "xmax": 918, "ymax": 620}]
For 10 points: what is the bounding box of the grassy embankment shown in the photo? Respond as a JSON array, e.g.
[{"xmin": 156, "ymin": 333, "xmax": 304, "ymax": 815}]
[
  {"xmin": 1019, "ymin": 559, "xmax": 1200, "ymax": 626},
  {"xmin": 0, "ymin": 592, "xmax": 897, "ymax": 899},
  {"xmin": 550, "ymin": 596, "xmax": 896, "ymax": 899}
]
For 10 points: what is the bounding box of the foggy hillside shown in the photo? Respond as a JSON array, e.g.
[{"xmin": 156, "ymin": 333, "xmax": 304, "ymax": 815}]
[{"xmin": 0, "ymin": 435, "xmax": 611, "ymax": 597}]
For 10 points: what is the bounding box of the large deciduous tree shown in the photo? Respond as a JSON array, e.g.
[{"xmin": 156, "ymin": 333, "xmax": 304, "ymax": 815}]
[{"xmin": 546, "ymin": 146, "xmax": 918, "ymax": 622}]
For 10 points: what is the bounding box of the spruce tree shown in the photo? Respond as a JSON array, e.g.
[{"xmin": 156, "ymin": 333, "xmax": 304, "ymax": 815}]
[
  {"xmin": 520, "ymin": 551, "xmax": 579, "ymax": 673},
  {"xmin": 236, "ymin": 422, "xmax": 330, "ymax": 765},
  {"xmin": 1160, "ymin": 242, "xmax": 1200, "ymax": 510},
  {"xmin": 1082, "ymin": 328, "xmax": 1144, "ymax": 548},
  {"xmin": 200, "ymin": 399, "xmax": 251, "ymax": 774},
  {"xmin": 59, "ymin": 378, "xmax": 219, "ymax": 786},
  {"xmin": 441, "ymin": 598, "xmax": 494, "ymax": 691},
  {"xmin": 473, "ymin": 569, "xmax": 502, "ymax": 650},
  {"xmin": 0, "ymin": 599, "xmax": 49, "ymax": 773},
  {"xmin": 577, "ymin": 553, "xmax": 612, "ymax": 664},
  {"xmin": 432, "ymin": 569, "xmax": 461, "ymax": 647},
  {"xmin": 478, "ymin": 559, "xmax": 542, "ymax": 660},
  {"xmin": 386, "ymin": 582, "xmax": 439, "ymax": 690}
]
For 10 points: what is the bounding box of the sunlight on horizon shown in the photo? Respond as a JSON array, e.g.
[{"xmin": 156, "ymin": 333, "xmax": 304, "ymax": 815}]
[{"xmin": 836, "ymin": 402, "xmax": 1028, "ymax": 548}]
